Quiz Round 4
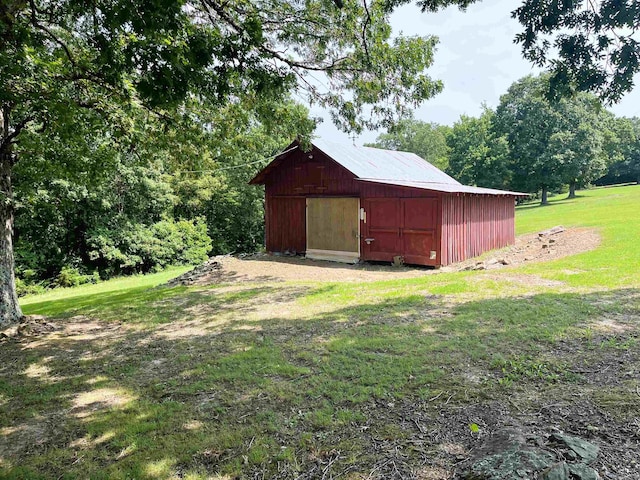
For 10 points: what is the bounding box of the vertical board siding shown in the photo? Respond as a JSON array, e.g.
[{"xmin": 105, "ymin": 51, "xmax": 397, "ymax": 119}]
[
  {"xmin": 263, "ymin": 147, "xmax": 516, "ymax": 266},
  {"xmin": 265, "ymin": 196, "xmax": 306, "ymax": 253},
  {"xmin": 440, "ymin": 194, "xmax": 515, "ymax": 266}
]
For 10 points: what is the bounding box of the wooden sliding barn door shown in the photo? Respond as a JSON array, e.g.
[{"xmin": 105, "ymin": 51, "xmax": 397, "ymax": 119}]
[
  {"xmin": 362, "ymin": 197, "xmax": 439, "ymax": 266},
  {"xmin": 306, "ymin": 197, "xmax": 360, "ymax": 263}
]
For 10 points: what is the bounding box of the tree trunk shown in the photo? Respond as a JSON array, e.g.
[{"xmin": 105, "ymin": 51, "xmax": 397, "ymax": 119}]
[
  {"xmin": 0, "ymin": 108, "xmax": 23, "ymax": 326},
  {"xmin": 567, "ymin": 182, "xmax": 576, "ymax": 199},
  {"xmin": 541, "ymin": 186, "xmax": 549, "ymax": 205}
]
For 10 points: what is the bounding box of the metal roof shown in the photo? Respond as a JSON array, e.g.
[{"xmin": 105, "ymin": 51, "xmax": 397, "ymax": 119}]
[
  {"xmin": 357, "ymin": 178, "xmax": 528, "ymax": 196},
  {"xmin": 250, "ymin": 139, "xmax": 528, "ymax": 196},
  {"xmin": 313, "ymin": 139, "xmax": 461, "ymax": 186}
]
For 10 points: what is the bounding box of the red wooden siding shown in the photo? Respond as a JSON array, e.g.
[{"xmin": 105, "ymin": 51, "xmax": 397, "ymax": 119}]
[
  {"xmin": 401, "ymin": 198, "xmax": 439, "ymax": 266},
  {"xmin": 262, "ymin": 147, "xmax": 517, "ymax": 267},
  {"xmin": 362, "ymin": 198, "xmax": 401, "ymax": 261},
  {"xmin": 440, "ymin": 194, "xmax": 515, "ymax": 265},
  {"xmin": 362, "ymin": 197, "xmax": 440, "ymax": 265},
  {"xmin": 265, "ymin": 196, "xmax": 306, "ymax": 253}
]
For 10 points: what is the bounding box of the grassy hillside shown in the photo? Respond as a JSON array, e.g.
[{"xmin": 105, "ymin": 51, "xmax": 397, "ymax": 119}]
[{"xmin": 2, "ymin": 185, "xmax": 639, "ymax": 479}]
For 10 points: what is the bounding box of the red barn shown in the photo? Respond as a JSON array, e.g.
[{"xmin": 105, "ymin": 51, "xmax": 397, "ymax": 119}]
[{"xmin": 250, "ymin": 140, "xmax": 526, "ymax": 267}]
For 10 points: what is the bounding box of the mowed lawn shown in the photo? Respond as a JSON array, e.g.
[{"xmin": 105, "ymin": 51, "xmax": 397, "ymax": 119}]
[{"xmin": 2, "ymin": 185, "xmax": 639, "ymax": 479}]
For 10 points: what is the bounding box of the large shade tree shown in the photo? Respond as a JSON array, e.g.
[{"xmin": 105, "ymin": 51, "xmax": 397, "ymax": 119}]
[
  {"xmin": 494, "ymin": 75, "xmax": 612, "ymax": 204},
  {"xmin": 445, "ymin": 107, "xmax": 511, "ymax": 190},
  {"xmin": 0, "ymin": 0, "xmax": 445, "ymax": 325},
  {"xmin": 602, "ymin": 117, "xmax": 640, "ymax": 185},
  {"xmin": 2, "ymin": 0, "xmax": 640, "ymax": 325}
]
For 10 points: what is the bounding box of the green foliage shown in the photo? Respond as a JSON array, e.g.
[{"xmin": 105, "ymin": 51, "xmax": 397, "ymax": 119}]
[
  {"xmin": 599, "ymin": 117, "xmax": 640, "ymax": 185},
  {"xmin": 366, "ymin": 119, "xmax": 451, "ymax": 170},
  {"xmin": 512, "ymin": 0, "xmax": 640, "ymax": 103},
  {"xmin": 14, "ymin": 277, "xmax": 46, "ymax": 298},
  {"xmin": 446, "ymin": 107, "xmax": 511, "ymax": 189},
  {"xmin": 12, "ymin": 92, "xmax": 312, "ymax": 283},
  {"xmin": 87, "ymin": 218, "xmax": 212, "ymax": 276},
  {"xmin": 55, "ymin": 267, "xmax": 100, "ymax": 288},
  {"xmin": 494, "ymin": 74, "xmax": 612, "ymax": 202}
]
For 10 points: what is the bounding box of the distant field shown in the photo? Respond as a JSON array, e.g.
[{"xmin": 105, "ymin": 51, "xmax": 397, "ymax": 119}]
[{"xmin": 2, "ymin": 185, "xmax": 639, "ymax": 479}]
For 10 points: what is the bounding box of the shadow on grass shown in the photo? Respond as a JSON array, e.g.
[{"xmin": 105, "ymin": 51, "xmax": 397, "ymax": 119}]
[
  {"xmin": 2, "ymin": 287, "xmax": 639, "ymax": 479},
  {"xmin": 21, "ymin": 284, "xmax": 321, "ymax": 325},
  {"xmin": 516, "ymin": 195, "xmax": 585, "ymax": 211}
]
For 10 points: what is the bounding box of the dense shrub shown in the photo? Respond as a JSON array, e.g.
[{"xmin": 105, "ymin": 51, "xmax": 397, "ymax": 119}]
[
  {"xmin": 87, "ymin": 217, "xmax": 212, "ymax": 276},
  {"xmin": 15, "ymin": 277, "xmax": 47, "ymax": 297},
  {"xmin": 55, "ymin": 266, "xmax": 101, "ymax": 288}
]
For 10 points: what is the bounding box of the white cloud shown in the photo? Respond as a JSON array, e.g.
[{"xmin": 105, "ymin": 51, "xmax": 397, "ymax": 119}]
[{"xmin": 313, "ymin": 0, "xmax": 640, "ymax": 145}]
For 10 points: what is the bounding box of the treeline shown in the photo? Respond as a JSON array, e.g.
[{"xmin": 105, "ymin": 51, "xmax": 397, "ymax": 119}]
[
  {"xmin": 14, "ymin": 74, "xmax": 640, "ymax": 294},
  {"xmin": 14, "ymin": 98, "xmax": 314, "ymax": 295},
  {"xmin": 369, "ymin": 75, "xmax": 640, "ymax": 201}
]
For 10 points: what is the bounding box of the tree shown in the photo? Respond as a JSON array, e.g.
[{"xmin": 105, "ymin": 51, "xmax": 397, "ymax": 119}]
[
  {"xmin": 604, "ymin": 117, "xmax": 640, "ymax": 185},
  {"xmin": 407, "ymin": 0, "xmax": 640, "ymax": 103},
  {"xmin": 620, "ymin": 117, "xmax": 640, "ymax": 185},
  {"xmin": 0, "ymin": 0, "xmax": 444, "ymax": 325},
  {"xmin": 445, "ymin": 108, "xmax": 511, "ymax": 189},
  {"xmin": 366, "ymin": 119, "xmax": 450, "ymax": 170},
  {"xmin": 549, "ymin": 95, "xmax": 609, "ymax": 198},
  {"xmin": 494, "ymin": 75, "xmax": 611, "ymax": 204},
  {"xmin": 494, "ymin": 76, "xmax": 564, "ymax": 204}
]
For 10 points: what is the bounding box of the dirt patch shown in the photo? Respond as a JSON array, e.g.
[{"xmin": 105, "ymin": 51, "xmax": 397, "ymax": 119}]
[
  {"xmin": 164, "ymin": 227, "xmax": 600, "ymax": 286},
  {"xmin": 444, "ymin": 226, "xmax": 601, "ymax": 272},
  {"xmin": 0, "ymin": 315, "xmax": 59, "ymax": 341},
  {"xmin": 165, "ymin": 254, "xmax": 434, "ymax": 285}
]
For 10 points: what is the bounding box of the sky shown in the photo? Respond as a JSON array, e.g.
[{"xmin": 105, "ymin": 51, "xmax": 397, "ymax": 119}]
[{"xmin": 311, "ymin": 0, "xmax": 640, "ymax": 146}]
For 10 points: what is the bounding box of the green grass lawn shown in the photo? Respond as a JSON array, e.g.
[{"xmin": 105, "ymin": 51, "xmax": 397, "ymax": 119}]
[{"xmin": 2, "ymin": 185, "xmax": 639, "ymax": 479}]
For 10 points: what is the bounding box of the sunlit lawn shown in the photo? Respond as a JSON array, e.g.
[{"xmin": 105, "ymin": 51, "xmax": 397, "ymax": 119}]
[{"xmin": 1, "ymin": 185, "xmax": 639, "ymax": 479}]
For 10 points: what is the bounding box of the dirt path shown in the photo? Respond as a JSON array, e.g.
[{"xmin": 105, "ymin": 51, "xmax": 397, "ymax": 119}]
[{"xmin": 167, "ymin": 227, "xmax": 601, "ymax": 286}]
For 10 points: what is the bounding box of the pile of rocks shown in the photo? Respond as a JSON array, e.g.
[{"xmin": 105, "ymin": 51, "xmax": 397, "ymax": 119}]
[
  {"xmin": 464, "ymin": 428, "xmax": 600, "ymax": 480},
  {"xmin": 1, "ymin": 315, "xmax": 58, "ymax": 340},
  {"xmin": 451, "ymin": 225, "xmax": 570, "ymax": 272},
  {"xmin": 163, "ymin": 257, "xmax": 224, "ymax": 287}
]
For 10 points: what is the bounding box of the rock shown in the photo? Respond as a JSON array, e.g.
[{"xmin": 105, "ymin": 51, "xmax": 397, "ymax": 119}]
[
  {"xmin": 549, "ymin": 433, "xmax": 599, "ymax": 463},
  {"xmin": 463, "ymin": 429, "xmax": 600, "ymax": 480},
  {"xmin": 542, "ymin": 244, "xmax": 549, "ymax": 249},
  {"xmin": 538, "ymin": 225, "xmax": 565, "ymax": 237},
  {"xmin": 543, "ymin": 462, "xmax": 570, "ymax": 480},
  {"xmin": 465, "ymin": 428, "xmax": 554, "ymax": 480},
  {"xmin": 568, "ymin": 463, "xmax": 600, "ymax": 480},
  {"xmin": 164, "ymin": 257, "xmax": 224, "ymax": 287}
]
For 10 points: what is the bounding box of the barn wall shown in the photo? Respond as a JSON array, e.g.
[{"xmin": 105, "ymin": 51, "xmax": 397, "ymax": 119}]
[
  {"xmin": 262, "ymin": 148, "xmax": 516, "ymax": 266},
  {"xmin": 265, "ymin": 196, "xmax": 306, "ymax": 253},
  {"xmin": 440, "ymin": 194, "xmax": 515, "ymax": 265},
  {"xmin": 263, "ymin": 149, "xmax": 445, "ymax": 257}
]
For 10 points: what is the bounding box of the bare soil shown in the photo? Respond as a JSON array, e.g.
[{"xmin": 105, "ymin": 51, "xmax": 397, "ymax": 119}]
[
  {"xmin": 168, "ymin": 227, "xmax": 600, "ymax": 286},
  {"xmin": 444, "ymin": 226, "xmax": 601, "ymax": 272}
]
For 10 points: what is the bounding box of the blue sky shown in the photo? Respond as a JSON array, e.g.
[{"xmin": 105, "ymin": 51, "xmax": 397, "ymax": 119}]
[{"xmin": 312, "ymin": 0, "xmax": 640, "ymax": 145}]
